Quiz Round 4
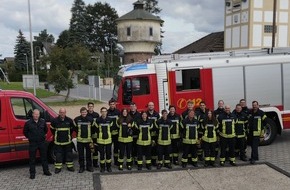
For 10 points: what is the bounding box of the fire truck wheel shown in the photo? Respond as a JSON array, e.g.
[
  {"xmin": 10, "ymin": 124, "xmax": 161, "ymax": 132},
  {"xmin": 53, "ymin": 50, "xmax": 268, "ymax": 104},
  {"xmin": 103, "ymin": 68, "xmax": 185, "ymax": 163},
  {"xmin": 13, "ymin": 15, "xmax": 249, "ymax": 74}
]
[
  {"xmin": 260, "ymin": 118, "xmax": 277, "ymax": 146},
  {"xmin": 48, "ymin": 143, "xmax": 56, "ymax": 163}
]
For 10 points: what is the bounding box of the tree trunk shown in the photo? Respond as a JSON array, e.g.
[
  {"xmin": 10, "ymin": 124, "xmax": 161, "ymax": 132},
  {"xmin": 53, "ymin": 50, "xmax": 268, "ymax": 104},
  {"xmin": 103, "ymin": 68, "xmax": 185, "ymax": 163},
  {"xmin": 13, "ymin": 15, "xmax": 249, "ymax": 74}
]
[{"xmin": 65, "ymin": 70, "xmax": 75, "ymax": 102}]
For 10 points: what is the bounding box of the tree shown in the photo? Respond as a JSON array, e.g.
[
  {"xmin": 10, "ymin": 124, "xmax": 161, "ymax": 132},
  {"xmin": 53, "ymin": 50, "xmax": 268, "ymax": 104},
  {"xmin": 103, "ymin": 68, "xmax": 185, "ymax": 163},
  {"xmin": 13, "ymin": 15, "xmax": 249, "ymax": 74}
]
[
  {"xmin": 14, "ymin": 29, "xmax": 30, "ymax": 71},
  {"xmin": 46, "ymin": 44, "xmax": 92, "ymax": 101},
  {"xmin": 69, "ymin": 0, "xmax": 88, "ymax": 46},
  {"xmin": 56, "ymin": 30, "xmax": 71, "ymax": 48},
  {"xmin": 143, "ymin": 0, "xmax": 164, "ymax": 55},
  {"xmin": 86, "ymin": 2, "xmax": 119, "ymax": 77}
]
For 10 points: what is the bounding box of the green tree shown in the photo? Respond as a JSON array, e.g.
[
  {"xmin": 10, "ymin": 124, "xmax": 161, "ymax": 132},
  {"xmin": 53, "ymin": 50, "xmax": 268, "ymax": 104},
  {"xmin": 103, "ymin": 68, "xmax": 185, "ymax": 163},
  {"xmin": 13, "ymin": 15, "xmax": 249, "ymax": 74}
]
[
  {"xmin": 56, "ymin": 30, "xmax": 71, "ymax": 48},
  {"xmin": 86, "ymin": 2, "xmax": 119, "ymax": 77},
  {"xmin": 47, "ymin": 44, "xmax": 92, "ymax": 101},
  {"xmin": 14, "ymin": 29, "xmax": 30, "ymax": 71},
  {"xmin": 69, "ymin": 0, "xmax": 88, "ymax": 46}
]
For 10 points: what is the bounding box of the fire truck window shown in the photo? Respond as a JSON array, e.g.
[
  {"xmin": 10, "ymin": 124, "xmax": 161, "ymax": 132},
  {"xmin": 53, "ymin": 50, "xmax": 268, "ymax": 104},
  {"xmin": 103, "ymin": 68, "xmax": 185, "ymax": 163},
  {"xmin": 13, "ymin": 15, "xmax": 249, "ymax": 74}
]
[
  {"xmin": 176, "ymin": 69, "xmax": 200, "ymax": 91},
  {"xmin": 132, "ymin": 77, "xmax": 150, "ymax": 95},
  {"xmin": 11, "ymin": 98, "xmax": 45, "ymax": 120}
]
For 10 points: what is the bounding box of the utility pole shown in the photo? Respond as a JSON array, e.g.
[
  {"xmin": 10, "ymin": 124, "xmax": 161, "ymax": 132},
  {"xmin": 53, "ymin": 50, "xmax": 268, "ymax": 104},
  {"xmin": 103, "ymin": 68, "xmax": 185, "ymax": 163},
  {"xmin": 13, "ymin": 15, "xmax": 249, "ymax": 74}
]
[
  {"xmin": 28, "ymin": 0, "xmax": 36, "ymax": 96},
  {"xmin": 271, "ymin": 0, "xmax": 277, "ymax": 53}
]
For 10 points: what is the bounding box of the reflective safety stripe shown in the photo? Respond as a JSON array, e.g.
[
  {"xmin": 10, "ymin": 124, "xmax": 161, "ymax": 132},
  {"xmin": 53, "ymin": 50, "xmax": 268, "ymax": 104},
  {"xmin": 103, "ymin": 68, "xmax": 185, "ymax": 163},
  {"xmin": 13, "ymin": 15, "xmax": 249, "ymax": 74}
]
[
  {"xmin": 220, "ymin": 119, "xmax": 235, "ymax": 138},
  {"xmin": 66, "ymin": 162, "xmax": 74, "ymax": 167},
  {"xmin": 253, "ymin": 115, "xmax": 267, "ymax": 136},
  {"xmin": 137, "ymin": 160, "xmax": 143, "ymax": 165},
  {"xmin": 118, "ymin": 158, "xmax": 124, "ymax": 163},
  {"xmin": 181, "ymin": 158, "xmax": 188, "ymax": 163},
  {"xmin": 229, "ymin": 157, "xmax": 235, "ymax": 162},
  {"xmin": 127, "ymin": 158, "xmax": 132, "ymax": 162},
  {"xmin": 164, "ymin": 160, "xmax": 170, "ymax": 164},
  {"xmin": 100, "ymin": 160, "xmax": 106, "ymax": 164},
  {"xmin": 55, "ymin": 162, "xmax": 62, "ymax": 169},
  {"xmin": 191, "ymin": 157, "xmax": 198, "ymax": 162},
  {"xmin": 106, "ymin": 159, "xmax": 112, "ymax": 163},
  {"xmin": 54, "ymin": 128, "xmax": 71, "ymax": 145},
  {"xmin": 210, "ymin": 157, "xmax": 215, "ymax": 161},
  {"xmin": 220, "ymin": 157, "xmax": 226, "ymax": 162},
  {"xmin": 145, "ymin": 160, "xmax": 151, "ymax": 164},
  {"xmin": 77, "ymin": 123, "xmax": 92, "ymax": 143},
  {"xmin": 204, "ymin": 157, "xmax": 210, "ymax": 161},
  {"xmin": 93, "ymin": 156, "xmax": 98, "ymax": 159}
]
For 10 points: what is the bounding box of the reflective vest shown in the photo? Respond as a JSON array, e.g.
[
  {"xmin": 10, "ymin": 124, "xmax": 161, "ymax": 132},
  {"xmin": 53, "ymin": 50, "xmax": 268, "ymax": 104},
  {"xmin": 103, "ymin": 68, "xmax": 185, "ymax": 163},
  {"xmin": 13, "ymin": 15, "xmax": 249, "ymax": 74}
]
[
  {"xmin": 136, "ymin": 119, "xmax": 153, "ymax": 146},
  {"xmin": 147, "ymin": 110, "xmax": 160, "ymax": 137},
  {"xmin": 117, "ymin": 118, "xmax": 134, "ymax": 143},
  {"xmin": 96, "ymin": 117, "xmax": 113, "ymax": 144},
  {"xmin": 168, "ymin": 113, "xmax": 181, "ymax": 139},
  {"xmin": 233, "ymin": 111, "xmax": 248, "ymax": 138},
  {"xmin": 107, "ymin": 108, "xmax": 120, "ymax": 136},
  {"xmin": 156, "ymin": 118, "xmax": 172, "ymax": 146},
  {"xmin": 74, "ymin": 116, "xmax": 93, "ymax": 143},
  {"xmin": 202, "ymin": 121, "xmax": 218, "ymax": 143},
  {"xmin": 87, "ymin": 111, "xmax": 99, "ymax": 139},
  {"xmin": 218, "ymin": 113, "xmax": 236, "ymax": 138},
  {"xmin": 50, "ymin": 116, "xmax": 74, "ymax": 145},
  {"xmin": 249, "ymin": 109, "xmax": 267, "ymax": 137},
  {"xmin": 181, "ymin": 117, "xmax": 200, "ymax": 144}
]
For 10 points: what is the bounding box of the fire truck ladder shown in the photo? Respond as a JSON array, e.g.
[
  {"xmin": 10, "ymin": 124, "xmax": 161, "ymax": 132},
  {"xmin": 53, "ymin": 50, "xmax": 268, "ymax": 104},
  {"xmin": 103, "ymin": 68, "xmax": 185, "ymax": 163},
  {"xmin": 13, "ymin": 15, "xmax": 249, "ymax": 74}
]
[
  {"xmin": 0, "ymin": 67, "xmax": 10, "ymax": 84},
  {"xmin": 151, "ymin": 47, "xmax": 290, "ymax": 63}
]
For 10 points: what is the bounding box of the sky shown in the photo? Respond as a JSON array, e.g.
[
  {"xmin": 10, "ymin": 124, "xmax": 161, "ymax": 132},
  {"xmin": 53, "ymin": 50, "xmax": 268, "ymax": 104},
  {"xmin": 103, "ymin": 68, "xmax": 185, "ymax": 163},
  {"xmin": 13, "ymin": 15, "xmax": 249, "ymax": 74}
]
[{"xmin": 0, "ymin": 0, "xmax": 224, "ymax": 58}]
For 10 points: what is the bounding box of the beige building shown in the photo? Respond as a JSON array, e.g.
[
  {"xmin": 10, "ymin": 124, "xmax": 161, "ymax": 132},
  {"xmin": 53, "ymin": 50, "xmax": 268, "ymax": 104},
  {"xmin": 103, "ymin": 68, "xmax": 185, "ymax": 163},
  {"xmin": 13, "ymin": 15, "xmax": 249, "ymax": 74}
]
[
  {"xmin": 224, "ymin": 0, "xmax": 290, "ymax": 50},
  {"xmin": 116, "ymin": 1, "xmax": 163, "ymax": 64}
]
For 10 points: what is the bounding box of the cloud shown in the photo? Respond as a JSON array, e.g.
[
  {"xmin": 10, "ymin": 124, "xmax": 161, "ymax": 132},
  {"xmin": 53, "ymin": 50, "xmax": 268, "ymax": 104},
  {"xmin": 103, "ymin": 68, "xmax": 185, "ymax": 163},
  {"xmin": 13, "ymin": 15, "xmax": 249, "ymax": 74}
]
[{"xmin": 0, "ymin": 0, "xmax": 224, "ymax": 57}]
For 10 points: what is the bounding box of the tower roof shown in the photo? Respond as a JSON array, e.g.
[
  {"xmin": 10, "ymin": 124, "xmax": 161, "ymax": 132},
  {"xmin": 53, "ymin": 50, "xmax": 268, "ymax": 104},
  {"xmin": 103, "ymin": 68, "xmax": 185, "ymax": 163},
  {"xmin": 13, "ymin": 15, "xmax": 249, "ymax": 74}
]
[{"xmin": 116, "ymin": 1, "xmax": 163, "ymax": 22}]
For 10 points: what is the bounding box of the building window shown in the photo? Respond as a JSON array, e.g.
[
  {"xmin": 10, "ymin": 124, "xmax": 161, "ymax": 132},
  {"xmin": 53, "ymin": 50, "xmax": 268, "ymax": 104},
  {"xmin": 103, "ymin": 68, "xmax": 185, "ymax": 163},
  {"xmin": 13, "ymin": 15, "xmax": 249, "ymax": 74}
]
[
  {"xmin": 176, "ymin": 69, "xmax": 200, "ymax": 91},
  {"xmin": 127, "ymin": 27, "xmax": 131, "ymax": 36},
  {"xmin": 264, "ymin": 25, "xmax": 276, "ymax": 33},
  {"xmin": 149, "ymin": 27, "xmax": 153, "ymax": 36}
]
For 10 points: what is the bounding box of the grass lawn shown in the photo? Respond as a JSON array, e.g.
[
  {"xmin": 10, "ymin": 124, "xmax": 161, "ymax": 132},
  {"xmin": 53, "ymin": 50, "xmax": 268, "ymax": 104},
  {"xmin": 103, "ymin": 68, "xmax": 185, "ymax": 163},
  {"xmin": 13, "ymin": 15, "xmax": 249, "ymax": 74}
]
[
  {"xmin": 45, "ymin": 99, "xmax": 102, "ymax": 106},
  {"xmin": 0, "ymin": 82, "xmax": 56, "ymax": 98}
]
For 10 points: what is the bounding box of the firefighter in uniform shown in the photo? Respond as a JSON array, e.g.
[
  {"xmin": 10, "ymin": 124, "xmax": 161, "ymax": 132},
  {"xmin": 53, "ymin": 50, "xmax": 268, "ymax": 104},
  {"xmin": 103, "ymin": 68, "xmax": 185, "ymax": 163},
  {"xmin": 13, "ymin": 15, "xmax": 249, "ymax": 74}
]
[
  {"xmin": 95, "ymin": 107, "xmax": 114, "ymax": 172},
  {"xmin": 202, "ymin": 110, "xmax": 218, "ymax": 167},
  {"xmin": 240, "ymin": 98, "xmax": 251, "ymax": 158},
  {"xmin": 24, "ymin": 109, "xmax": 52, "ymax": 179},
  {"xmin": 146, "ymin": 102, "xmax": 160, "ymax": 166},
  {"xmin": 156, "ymin": 110, "xmax": 173, "ymax": 169},
  {"xmin": 74, "ymin": 107, "xmax": 94, "ymax": 173},
  {"xmin": 180, "ymin": 109, "xmax": 200, "ymax": 168},
  {"xmin": 135, "ymin": 111, "xmax": 154, "ymax": 170},
  {"xmin": 107, "ymin": 99, "xmax": 121, "ymax": 166},
  {"xmin": 87, "ymin": 102, "xmax": 100, "ymax": 168},
  {"xmin": 50, "ymin": 108, "xmax": 75, "ymax": 173},
  {"xmin": 213, "ymin": 100, "xmax": 225, "ymax": 157},
  {"xmin": 129, "ymin": 102, "xmax": 141, "ymax": 165},
  {"xmin": 117, "ymin": 108, "xmax": 134, "ymax": 170},
  {"xmin": 218, "ymin": 105, "xmax": 237, "ymax": 166},
  {"xmin": 232, "ymin": 104, "xmax": 248, "ymax": 161},
  {"xmin": 195, "ymin": 101, "xmax": 208, "ymax": 161},
  {"xmin": 168, "ymin": 105, "xmax": 181, "ymax": 165},
  {"xmin": 248, "ymin": 101, "xmax": 267, "ymax": 164}
]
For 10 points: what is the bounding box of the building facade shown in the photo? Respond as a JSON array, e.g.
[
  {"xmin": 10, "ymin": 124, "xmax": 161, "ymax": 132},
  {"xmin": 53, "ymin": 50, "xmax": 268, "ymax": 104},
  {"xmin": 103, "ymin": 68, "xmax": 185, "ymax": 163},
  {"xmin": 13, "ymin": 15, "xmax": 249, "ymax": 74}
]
[
  {"xmin": 224, "ymin": 0, "xmax": 290, "ymax": 50},
  {"xmin": 116, "ymin": 1, "xmax": 163, "ymax": 64}
]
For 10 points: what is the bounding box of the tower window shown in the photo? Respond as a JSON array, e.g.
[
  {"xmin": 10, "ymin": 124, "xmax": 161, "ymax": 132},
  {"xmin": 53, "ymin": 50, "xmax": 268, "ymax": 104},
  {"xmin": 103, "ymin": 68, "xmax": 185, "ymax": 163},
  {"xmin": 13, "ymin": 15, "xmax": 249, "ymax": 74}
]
[
  {"xmin": 127, "ymin": 27, "xmax": 131, "ymax": 36},
  {"xmin": 264, "ymin": 25, "xmax": 276, "ymax": 33},
  {"xmin": 149, "ymin": 27, "xmax": 153, "ymax": 36}
]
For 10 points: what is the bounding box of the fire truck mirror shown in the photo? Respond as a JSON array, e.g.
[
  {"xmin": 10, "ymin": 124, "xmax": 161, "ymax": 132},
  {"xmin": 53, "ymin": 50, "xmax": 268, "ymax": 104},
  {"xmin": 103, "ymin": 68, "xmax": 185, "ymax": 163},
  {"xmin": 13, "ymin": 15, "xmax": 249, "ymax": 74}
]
[{"xmin": 123, "ymin": 79, "xmax": 132, "ymax": 105}]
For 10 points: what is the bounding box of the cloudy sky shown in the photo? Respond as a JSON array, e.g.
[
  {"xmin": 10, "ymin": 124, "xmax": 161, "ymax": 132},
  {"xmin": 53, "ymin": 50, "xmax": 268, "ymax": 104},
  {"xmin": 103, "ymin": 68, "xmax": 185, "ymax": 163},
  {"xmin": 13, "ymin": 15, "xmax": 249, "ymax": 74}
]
[{"xmin": 0, "ymin": 0, "xmax": 224, "ymax": 58}]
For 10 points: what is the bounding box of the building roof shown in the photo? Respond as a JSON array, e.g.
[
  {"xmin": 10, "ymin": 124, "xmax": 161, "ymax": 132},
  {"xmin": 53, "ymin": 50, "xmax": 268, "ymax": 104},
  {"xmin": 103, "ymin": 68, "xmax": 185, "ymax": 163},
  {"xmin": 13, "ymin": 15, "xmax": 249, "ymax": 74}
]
[
  {"xmin": 116, "ymin": 1, "xmax": 162, "ymax": 22},
  {"xmin": 173, "ymin": 31, "xmax": 224, "ymax": 54}
]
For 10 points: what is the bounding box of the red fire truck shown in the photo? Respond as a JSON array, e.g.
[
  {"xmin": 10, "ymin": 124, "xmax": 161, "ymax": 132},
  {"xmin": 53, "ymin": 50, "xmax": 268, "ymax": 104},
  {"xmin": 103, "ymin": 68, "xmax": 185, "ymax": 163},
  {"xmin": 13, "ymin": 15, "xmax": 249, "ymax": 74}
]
[
  {"xmin": 113, "ymin": 48, "xmax": 290, "ymax": 145},
  {"xmin": 0, "ymin": 90, "xmax": 58, "ymax": 162}
]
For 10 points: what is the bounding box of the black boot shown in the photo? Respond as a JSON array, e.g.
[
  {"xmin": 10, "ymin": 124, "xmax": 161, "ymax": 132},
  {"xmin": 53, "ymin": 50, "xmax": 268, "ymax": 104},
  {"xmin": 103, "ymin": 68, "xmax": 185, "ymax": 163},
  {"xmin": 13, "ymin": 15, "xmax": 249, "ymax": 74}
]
[
  {"xmin": 93, "ymin": 160, "xmax": 99, "ymax": 168},
  {"xmin": 210, "ymin": 161, "xmax": 217, "ymax": 167},
  {"xmin": 79, "ymin": 167, "xmax": 85, "ymax": 173},
  {"xmin": 106, "ymin": 163, "xmax": 112, "ymax": 172},
  {"xmin": 157, "ymin": 163, "xmax": 162, "ymax": 170},
  {"xmin": 204, "ymin": 161, "xmax": 209, "ymax": 167},
  {"xmin": 86, "ymin": 166, "xmax": 94, "ymax": 172},
  {"xmin": 100, "ymin": 164, "xmax": 105, "ymax": 173},
  {"xmin": 114, "ymin": 157, "xmax": 118, "ymax": 166},
  {"xmin": 152, "ymin": 159, "xmax": 157, "ymax": 166},
  {"xmin": 165, "ymin": 163, "xmax": 172, "ymax": 169},
  {"xmin": 182, "ymin": 162, "xmax": 187, "ymax": 168},
  {"xmin": 137, "ymin": 164, "xmax": 142, "ymax": 170},
  {"xmin": 55, "ymin": 168, "xmax": 61, "ymax": 174},
  {"xmin": 146, "ymin": 164, "xmax": 151, "ymax": 170},
  {"xmin": 173, "ymin": 157, "xmax": 179, "ymax": 165}
]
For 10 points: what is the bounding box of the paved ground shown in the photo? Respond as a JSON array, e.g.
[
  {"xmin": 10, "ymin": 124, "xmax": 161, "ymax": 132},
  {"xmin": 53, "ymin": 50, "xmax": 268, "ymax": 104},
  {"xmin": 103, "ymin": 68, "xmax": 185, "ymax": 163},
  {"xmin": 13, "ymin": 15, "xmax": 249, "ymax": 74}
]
[{"xmin": 1, "ymin": 130, "xmax": 290, "ymax": 190}]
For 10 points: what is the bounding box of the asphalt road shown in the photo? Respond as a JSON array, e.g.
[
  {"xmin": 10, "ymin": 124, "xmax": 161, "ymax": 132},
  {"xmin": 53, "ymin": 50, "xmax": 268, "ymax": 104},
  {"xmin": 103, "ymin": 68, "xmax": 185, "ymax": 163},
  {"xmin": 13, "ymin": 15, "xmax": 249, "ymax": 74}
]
[{"xmin": 1, "ymin": 130, "xmax": 290, "ymax": 190}]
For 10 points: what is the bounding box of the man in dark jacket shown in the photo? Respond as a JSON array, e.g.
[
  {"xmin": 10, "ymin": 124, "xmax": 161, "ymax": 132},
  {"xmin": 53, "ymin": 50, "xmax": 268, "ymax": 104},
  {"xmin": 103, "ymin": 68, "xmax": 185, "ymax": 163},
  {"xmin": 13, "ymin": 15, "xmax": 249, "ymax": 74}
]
[{"xmin": 24, "ymin": 109, "xmax": 52, "ymax": 179}]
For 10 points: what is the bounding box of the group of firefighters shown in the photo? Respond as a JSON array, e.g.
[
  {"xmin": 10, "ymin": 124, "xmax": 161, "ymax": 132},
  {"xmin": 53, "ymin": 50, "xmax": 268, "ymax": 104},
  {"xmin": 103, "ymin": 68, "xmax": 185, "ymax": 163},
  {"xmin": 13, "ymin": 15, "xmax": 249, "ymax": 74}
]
[{"xmin": 24, "ymin": 98, "xmax": 267, "ymax": 178}]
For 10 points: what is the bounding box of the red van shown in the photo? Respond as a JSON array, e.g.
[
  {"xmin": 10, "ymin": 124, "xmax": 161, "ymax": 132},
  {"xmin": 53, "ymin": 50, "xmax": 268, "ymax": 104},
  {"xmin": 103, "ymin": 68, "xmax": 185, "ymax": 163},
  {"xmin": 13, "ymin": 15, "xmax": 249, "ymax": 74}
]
[{"xmin": 0, "ymin": 90, "xmax": 58, "ymax": 162}]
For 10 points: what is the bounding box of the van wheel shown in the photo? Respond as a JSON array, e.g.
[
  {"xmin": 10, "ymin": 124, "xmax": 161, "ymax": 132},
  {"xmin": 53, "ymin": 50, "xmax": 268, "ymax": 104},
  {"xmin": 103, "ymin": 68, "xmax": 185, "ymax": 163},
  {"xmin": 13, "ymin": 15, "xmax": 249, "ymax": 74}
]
[
  {"xmin": 259, "ymin": 118, "xmax": 277, "ymax": 146},
  {"xmin": 48, "ymin": 143, "xmax": 56, "ymax": 163}
]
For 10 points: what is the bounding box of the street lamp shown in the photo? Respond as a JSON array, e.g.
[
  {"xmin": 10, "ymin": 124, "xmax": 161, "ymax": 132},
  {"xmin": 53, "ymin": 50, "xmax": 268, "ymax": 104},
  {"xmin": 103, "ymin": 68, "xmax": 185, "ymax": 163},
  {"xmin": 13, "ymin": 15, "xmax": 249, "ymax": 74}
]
[{"xmin": 23, "ymin": 53, "xmax": 29, "ymax": 74}]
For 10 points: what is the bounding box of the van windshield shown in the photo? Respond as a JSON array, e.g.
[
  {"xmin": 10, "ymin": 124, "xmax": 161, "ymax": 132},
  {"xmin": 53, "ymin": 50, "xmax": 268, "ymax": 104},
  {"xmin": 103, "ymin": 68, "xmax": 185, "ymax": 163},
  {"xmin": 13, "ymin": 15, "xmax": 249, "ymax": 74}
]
[{"xmin": 113, "ymin": 75, "xmax": 122, "ymax": 100}]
